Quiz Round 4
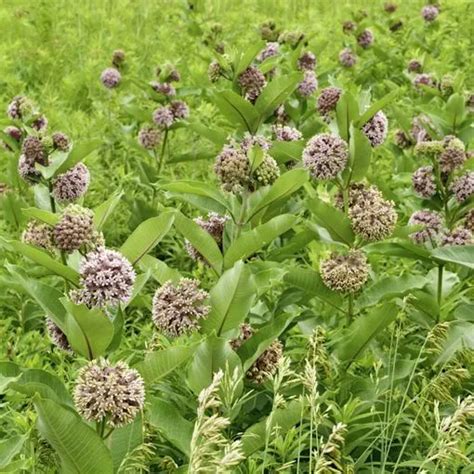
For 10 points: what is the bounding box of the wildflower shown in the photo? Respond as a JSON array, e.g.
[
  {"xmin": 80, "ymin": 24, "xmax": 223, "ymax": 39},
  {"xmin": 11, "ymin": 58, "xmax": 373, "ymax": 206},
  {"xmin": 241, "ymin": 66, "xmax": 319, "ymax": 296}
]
[
  {"xmin": 342, "ymin": 21, "xmax": 357, "ymax": 34},
  {"xmin": 186, "ymin": 213, "xmax": 228, "ymax": 262},
  {"xmin": 22, "ymin": 220, "xmax": 54, "ymax": 250},
  {"xmin": 421, "ymin": 4, "xmax": 439, "ymax": 22},
  {"xmin": 46, "ymin": 318, "xmax": 71, "ymax": 352},
  {"xmin": 297, "ymin": 71, "xmax": 318, "ymax": 97},
  {"xmin": 297, "ymin": 51, "xmax": 317, "ymax": 71},
  {"xmin": 408, "ymin": 59, "xmax": 423, "ymax": 73},
  {"xmin": 22, "ymin": 136, "xmax": 47, "ymax": 165},
  {"xmin": 450, "ymin": 172, "xmax": 474, "ymax": 203},
  {"xmin": 4, "ymin": 126, "xmax": 22, "ymax": 142},
  {"xmin": 362, "ymin": 111, "xmax": 388, "ymax": 147},
  {"xmin": 357, "ymin": 29, "xmax": 374, "ymax": 48},
  {"xmin": 53, "ymin": 205, "xmax": 94, "ymax": 252},
  {"xmin": 412, "ymin": 166, "xmax": 437, "ymax": 198},
  {"xmin": 409, "ymin": 210, "xmax": 443, "ymax": 244},
  {"xmin": 257, "ymin": 42, "xmax": 279, "ymax": 61},
  {"xmin": 100, "ymin": 67, "xmax": 121, "ymax": 88},
  {"xmin": 112, "ymin": 49, "xmax": 125, "ymax": 68},
  {"xmin": 7, "ymin": 95, "xmax": 35, "ymax": 120},
  {"xmin": 272, "ymin": 125, "xmax": 302, "ymax": 142},
  {"xmin": 152, "ymin": 106, "xmax": 174, "ymax": 128},
  {"xmin": 413, "ymin": 73, "xmax": 435, "ymax": 89},
  {"xmin": 438, "ymin": 137, "xmax": 466, "ymax": 173},
  {"xmin": 339, "ymin": 48, "xmax": 357, "ymax": 67},
  {"xmin": 52, "ymin": 163, "xmax": 90, "ymax": 203},
  {"xmin": 317, "ymin": 87, "xmax": 342, "ymax": 119},
  {"xmin": 214, "ymin": 146, "xmax": 251, "ymax": 193},
  {"xmin": 208, "ymin": 61, "xmax": 222, "ymax": 82},
  {"xmin": 151, "ymin": 82, "xmax": 176, "ymax": 96},
  {"xmin": 169, "ymin": 100, "xmax": 189, "ymax": 120},
  {"xmin": 238, "ymin": 66, "xmax": 266, "ymax": 103},
  {"xmin": 32, "ymin": 115, "xmax": 48, "ymax": 132},
  {"xmin": 442, "ymin": 228, "xmax": 473, "ymax": 246},
  {"xmin": 52, "ymin": 132, "xmax": 71, "ymax": 152},
  {"xmin": 138, "ymin": 126, "xmax": 161, "ymax": 149}
]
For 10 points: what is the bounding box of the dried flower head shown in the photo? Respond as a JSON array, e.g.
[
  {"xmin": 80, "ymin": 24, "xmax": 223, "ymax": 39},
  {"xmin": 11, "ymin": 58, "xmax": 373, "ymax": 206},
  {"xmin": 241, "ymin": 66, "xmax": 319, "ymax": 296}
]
[
  {"xmin": 412, "ymin": 166, "xmax": 437, "ymax": 198},
  {"xmin": 438, "ymin": 137, "xmax": 466, "ymax": 173},
  {"xmin": 317, "ymin": 87, "xmax": 342, "ymax": 119},
  {"xmin": 169, "ymin": 100, "xmax": 189, "ymax": 120},
  {"xmin": 52, "ymin": 163, "xmax": 90, "ymax": 203},
  {"xmin": 357, "ymin": 29, "xmax": 374, "ymax": 48},
  {"xmin": 238, "ymin": 66, "xmax": 266, "ymax": 103},
  {"xmin": 112, "ymin": 49, "xmax": 125, "ymax": 68},
  {"xmin": 258, "ymin": 42, "xmax": 279, "ymax": 61},
  {"xmin": 52, "ymin": 132, "xmax": 71, "ymax": 152},
  {"xmin": 303, "ymin": 133, "xmax": 349, "ymax": 180},
  {"xmin": 231, "ymin": 324, "xmax": 283, "ymax": 384},
  {"xmin": 272, "ymin": 125, "xmax": 302, "ymax": 142},
  {"xmin": 450, "ymin": 172, "xmax": 474, "ymax": 203},
  {"xmin": 186, "ymin": 213, "xmax": 228, "ymax": 262},
  {"xmin": 408, "ymin": 59, "xmax": 423, "ymax": 73},
  {"xmin": 362, "ymin": 111, "xmax": 388, "ymax": 147},
  {"xmin": 214, "ymin": 145, "xmax": 251, "ymax": 193},
  {"xmin": 46, "ymin": 318, "xmax": 71, "ymax": 352},
  {"xmin": 100, "ymin": 67, "xmax": 121, "ymax": 88},
  {"xmin": 409, "ymin": 210, "xmax": 443, "ymax": 244},
  {"xmin": 54, "ymin": 205, "xmax": 94, "ymax": 252},
  {"xmin": 22, "ymin": 220, "xmax": 54, "ymax": 250},
  {"xmin": 152, "ymin": 278, "xmax": 209, "ymax": 337},
  {"xmin": 339, "ymin": 48, "xmax": 357, "ymax": 67},
  {"xmin": 320, "ymin": 250, "xmax": 369, "ymax": 293},
  {"xmin": 152, "ymin": 106, "xmax": 174, "ymax": 128},
  {"xmin": 74, "ymin": 359, "xmax": 145, "ymax": 427},
  {"xmin": 442, "ymin": 228, "xmax": 473, "ymax": 246},
  {"xmin": 71, "ymin": 248, "xmax": 135, "ymax": 308},
  {"xmin": 421, "ymin": 4, "xmax": 439, "ymax": 21},
  {"xmin": 297, "ymin": 51, "xmax": 317, "ymax": 71},
  {"xmin": 297, "ymin": 71, "xmax": 318, "ymax": 98},
  {"xmin": 138, "ymin": 126, "xmax": 161, "ymax": 149}
]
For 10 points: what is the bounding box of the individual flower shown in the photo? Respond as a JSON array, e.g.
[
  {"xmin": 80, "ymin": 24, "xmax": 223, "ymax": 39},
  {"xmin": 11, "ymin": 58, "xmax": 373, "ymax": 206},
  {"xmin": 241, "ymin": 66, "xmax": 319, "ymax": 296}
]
[
  {"xmin": 52, "ymin": 132, "xmax": 71, "ymax": 152},
  {"xmin": 208, "ymin": 60, "xmax": 222, "ymax": 82},
  {"xmin": 450, "ymin": 172, "xmax": 473, "ymax": 203},
  {"xmin": 303, "ymin": 133, "xmax": 349, "ymax": 180},
  {"xmin": 384, "ymin": 2, "xmax": 398, "ymax": 13},
  {"xmin": 112, "ymin": 49, "xmax": 126, "ymax": 68},
  {"xmin": 394, "ymin": 129, "xmax": 412, "ymax": 149},
  {"xmin": 70, "ymin": 248, "xmax": 135, "ymax": 308},
  {"xmin": 32, "ymin": 115, "xmax": 48, "ymax": 132},
  {"xmin": 362, "ymin": 111, "xmax": 388, "ymax": 147},
  {"xmin": 409, "ymin": 210, "xmax": 443, "ymax": 244},
  {"xmin": 100, "ymin": 67, "xmax": 121, "ymax": 88},
  {"xmin": 272, "ymin": 124, "xmax": 302, "ymax": 142},
  {"xmin": 152, "ymin": 106, "xmax": 174, "ymax": 128},
  {"xmin": 320, "ymin": 250, "xmax": 370, "ymax": 293},
  {"xmin": 74, "ymin": 359, "xmax": 145, "ymax": 427},
  {"xmin": 22, "ymin": 136, "xmax": 47, "ymax": 165},
  {"xmin": 438, "ymin": 137, "xmax": 466, "ymax": 173},
  {"xmin": 169, "ymin": 100, "xmax": 189, "ymax": 120},
  {"xmin": 412, "ymin": 166, "xmax": 437, "ymax": 198},
  {"xmin": 22, "ymin": 220, "xmax": 54, "ymax": 250},
  {"xmin": 257, "ymin": 42, "xmax": 279, "ymax": 61},
  {"xmin": 413, "ymin": 73, "xmax": 435, "ymax": 89},
  {"xmin": 151, "ymin": 82, "xmax": 176, "ymax": 96},
  {"xmin": 238, "ymin": 66, "xmax": 266, "ymax": 103},
  {"xmin": 297, "ymin": 51, "xmax": 316, "ymax": 71},
  {"xmin": 349, "ymin": 197, "xmax": 397, "ymax": 241},
  {"xmin": 421, "ymin": 4, "xmax": 439, "ymax": 22},
  {"xmin": 152, "ymin": 278, "xmax": 209, "ymax": 337},
  {"xmin": 186, "ymin": 213, "xmax": 228, "ymax": 262},
  {"xmin": 230, "ymin": 324, "xmax": 283, "ymax": 384},
  {"xmin": 52, "ymin": 163, "xmax": 90, "ymax": 203},
  {"xmin": 214, "ymin": 145, "xmax": 251, "ymax": 193},
  {"xmin": 342, "ymin": 20, "xmax": 357, "ymax": 34},
  {"xmin": 138, "ymin": 126, "xmax": 161, "ymax": 149},
  {"xmin": 297, "ymin": 71, "xmax": 318, "ymax": 97},
  {"xmin": 339, "ymin": 48, "xmax": 357, "ymax": 67},
  {"xmin": 357, "ymin": 29, "xmax": 374, "ymax": 48},
  {"xmin": 408, "ymin": 59, "xmax": 423, "ymax": 73},
  {"xmin": 54, "ymin": 205, "xmax": 94, "ymax": 252},
  {"xmin": 442, "ymin": 228, "xmax": 473, "ymax": 246},
  {"xmin": 317, "ymin": 87, "xmax": 342, "ymax": 119},
  {"xmin": 46, "ymin": 318, "xmax": 71, "ymax": 352}
]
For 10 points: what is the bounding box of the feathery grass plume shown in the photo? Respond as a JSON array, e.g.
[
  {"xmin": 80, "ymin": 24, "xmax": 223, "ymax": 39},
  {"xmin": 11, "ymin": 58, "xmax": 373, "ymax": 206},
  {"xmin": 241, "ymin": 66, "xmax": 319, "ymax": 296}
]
[
  {"xmin": 425, "ymin": 359, "xmax": 470, "ymax": 402},
  {"xmin": 152, "ymin": 278, "xmax": 209, "ymax": 337},
  {"xmin": 320, "ymin": 249, "xmax": 369, "ymax": 293},
  {"xmin": 303, "ymin": 133, "xmax": 349, "ymax": 180},
  {"xmin": 22, "ymin": 220, "xmax": 54, "ymax": 251},
  {"xmin": 53, "ymin": 204, "xmax": 94, "ymax": 252},
  {"xmin": 362, "ymin": 111, "xmax": 388, "ymax": 147},
  {"xmin": 313, "ymin": 422, "xmax": 348, "ymax": 473},
  {"xmin": 426, "ymin": 322, "xmax": 450, "ymax": 356},
  {"xmin": 74, "ymin": 358, "xmax": 145, "ymax": 427},
  {"xmin": 272, "ymin": 124, "xmax": 302, "ymax": 142},
  {"xmin": 307, "ymin": 326, "xmax": 332, "ymax": 379},
  {"xmin": 100, "ymin": 67, "xmax": 121, "ymax": 88},
  {"xmin": 450, "ymin": 172, "xmax": 474, "ymax": 203},
  {"xmin": 188, "ymin": 370, "xmax": 245, "ymax": 473},
  {"xmin": 45, "ymin": 318, "xmax": 71, "ymax": 352},
  {"xmin": 51, "ymin": 131, "xmax": 71, "ymax": 151},
  {"xmin": 137, "ymin": 126, "xmax": 161, "ymax": 149},
  {"xmin": 357, "ymin": 29, "xmax": 374, "ymax": 48},
  {"xmin": 70, "ymin": 247, "xmax": 135, "ymax": 308},
  {"xmin": 412, "ymin": 166, "xmax": 437, "ymax": 198},
  {"xmin": 408, "ymin": 210, "xmax": 443, "ymax": 245},
  {"xmin": 52, "ymin": 163, "xmax": 90, "ymax": 203},
  {"xmin": 238, "ymin": 66, "xmax": 266, "ymax": 103},
  {"xmin": 441, "ymin": 227, "xmax": 473, "ymax": 246},
  {"xmin": 339, "ymin": 48, "xmax": 357, "ymax": 67}
]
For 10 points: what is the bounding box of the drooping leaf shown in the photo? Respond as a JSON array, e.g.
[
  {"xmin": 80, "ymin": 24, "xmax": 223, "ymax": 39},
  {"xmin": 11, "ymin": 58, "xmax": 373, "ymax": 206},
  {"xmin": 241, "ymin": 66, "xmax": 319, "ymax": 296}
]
[
  {"xmin": 0, "ymin": 436, "xmax": 26, "ymax": 470},
  {"xmin": 94, "ymin": 190, "xmax": 124, "ymax": 230},
  {"xmin": 55, "ymin": 139, "xmax": 102, "ymax": 176},
  {"xmin": 138, "ymin": 254, "xmax": 182, "ymax": 284},
  {"xmin": 431, "ymin": 245, "xmax": 474, "ymax": 269},
  {"xmin": 269, "ymin": 140, "xmax": 305, "ymax": 164},
  {"xmin": 354, "ymin": 87, "xmax": 402, "ymax": 128},
  {"xmin": 21, "ymin": 207, "xmax": 59, "ymax": 226},
  {"xmin": 213, "ymin": 90, "xmax": 259, "ymax": 133},
  {"xmin": 348, "ymin": 125, "xmax": 372, "ymax": 181}
]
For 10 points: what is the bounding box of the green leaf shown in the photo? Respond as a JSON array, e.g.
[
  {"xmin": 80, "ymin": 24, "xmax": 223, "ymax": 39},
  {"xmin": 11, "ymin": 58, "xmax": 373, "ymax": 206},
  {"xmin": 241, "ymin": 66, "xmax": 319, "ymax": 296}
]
[
  {"xmin": 254, "ymin": 72, "xmax": 303, "ymax": 125},
  {"xmin": 162, "ymin": 180, "xmax": 230, "ymax": 215},
  {"xmin": 234, "ymin": 41, "xmax": 266, "ymax": 75},
  {"xmin": 62, "ymin": 300, "xmax": 114, "ymax": 360},
  {"xmin": 93, "ymin": 190, "xmax": 124, "ymax": 230},
  {"xmin": 241, "ymin": 400, "xmax": 303, "ymax": 455},
  {"xmin": 201, "ymin": 261, "xmax": 256, "ymax": 336},
  {"xmin": 0, "ymin": 239, "xmax": 80, "ymax": 285},
  {"xmin": 336, "ymin": 302, "xmax": 399, "ymax": 367},
  {"xmin": 269, "ymin": 140, "xmax": 305, "ymax": 164},
  {"xmin": 187, "ymin": 335, "xmax": 242, "ymax": 395},
  {"xmin": 248, "ymin": 145, "xmax": 265, "ymax": 173},
  {"xmin": 35, "ymin": 397, "xmax": 114, "ymax": 474},
  {"xmin": 336, "ymin": 92, "xmax": 359, "ymax": 141},
  {"xmin": 21, "ymin": 207, "xmax": 59, "ymax": 226},
  {"xmin": 247, "ymin": 169, "xmax": 309, "ymax": 221},
  {"xmin": 109, "ymin": 415, "xmax": 143, "ymax": 472},
  {"xmin": 348, "ymin": 125, "xmax": 372, "ymax": 181},
  {"xmin": 174, "ymin": 212, "xmax": 223, "ymax": 274},
  {"xmin": 434, "ymin": 321, "xmax": 474, "ymax": 365},
  {"xmin": 445, "ymin": 93, "xmax": 466, "ymax": 125},
  {"xmin": 224, "ymin": 214, "xmax": 297, "ymax": 268},
  {"xmin": 213, "ymin": 90, "xmax": 259, "ymax": 133},
  {"xmin": 354, "ymin": 87, "xmax": 401, "ymax": 128},
  {"xmin": 0, "ymin": 436, "xmax": 26, "ymax": 470},
  {"xmin": 307, "ymin": 199, "xmax": 354, "ymax": 245},
  {"xmin": 55, "ymin": 139, "xmax": 101, "ymax": 176},
  {"xmin": 148, "ymin": 398, "xmax": 193, "ymax": 456},
  {"xmin": 431, "ymin": 245, "xmax": 474, "ymax": 269},
  {"xmin": 364, "ymin": 241, "xmax": 432, "ymax": 262},
  {"xmin": 135, "ymin": 343, "xmax": 199, "ymax": 384},
  {"xmin": 120, "ymin": 211, "xmax": 175, "ymax": 265},
  {"xmin": 188, "ymin": 122, "xmax": 227, "ymax": 146},
  {"xmin": 138, "ymin": 255, "xmax": 181, "ymax": 284}
]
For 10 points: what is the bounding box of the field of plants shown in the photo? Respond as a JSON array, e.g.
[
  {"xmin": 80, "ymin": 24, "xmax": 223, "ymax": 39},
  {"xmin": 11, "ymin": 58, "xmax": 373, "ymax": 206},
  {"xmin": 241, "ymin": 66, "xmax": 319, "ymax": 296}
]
[{"xmin": 0, "ymin": 0, "xmax": 473, "ymax": 472}]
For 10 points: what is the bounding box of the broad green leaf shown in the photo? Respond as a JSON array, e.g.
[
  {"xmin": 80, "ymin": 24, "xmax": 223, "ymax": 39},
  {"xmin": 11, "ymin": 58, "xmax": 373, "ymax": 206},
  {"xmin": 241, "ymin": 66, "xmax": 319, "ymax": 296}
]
[
  {"xmin": 148, "ymin": 398, "xmax": 193, "ymax": 456},
  {"xmin": 348, "ymin": 125, "xmax": 372, "ymax": 181},
  {"xmin": 307, "ymin": 199, "xmax": 354, "ymax": 245},
  {"xmin": 120, "ymin": 211, "xmax": 175, "ymax": 265},
  {"xmin": 201, "ymin": 261, "xmax": 256, "ymax": 335},
  {"xmin": 0, "ymin": 436, "xmax": 26, "ymax": 470},
  {"xmin": 55, "ymin": 139, "xmax": 101, "ymax": 175},
  {"xmin": 336, "ymin": 91, "xmax": 359, "ymax": 141},
  {"xmin": 224, "ymin": 214, "xmax": 297, "ymax": 268},
  {"xmin": 213, "ymin": 90, "xmax": 259, "ymax": 133},
  {"xmin": 36, "ymin": 151, "xmax": 69, "ymax": 179},
  {"xmin": 62, "ymin": 300, "xmax": 114, "ymax": 360},
  {"xmin": 139, "ymin": 254, "xmax": 181, "ymax": 284},
  {"xmin": 187, "ymin": 335, "xmax": 242, "ymax": 395},
  {"xmin": 188, "ymin": 122, "xmax": 227, "ymax": 146},
  {"xmin": 0, "ymin": 362, "xmax": 21, "ymax": 394},
  {"xmin": 248, "ymin": 145, "xmax": 265, "ymax": 173},
  {"xmin": 355, "ymin": 87, "xmax": 401, "ymax": 128},
  {"xmin": 247, "ymin": 169, "xmax": 309, "ymax": 221},
  {"xmin": 174, "ymin": 212, "xmax": 223, "ymax": 274},
  {"xmin": 434, "ymin": 321, "xmax": 474, "ymax": 365},
  {"xmin": 135, "ymin": 343, "xmax": 199, "ymax": 384},
  {"xmin": 0, "ymin": 192, "xmax": 26, "ymax": 228},
  {"xmin": 234, "ymin": 40, "xmax": 266, "ymax": 75},
  {"xmin": 445, "ymin": 93, "xmax": 466, "ymax": 126},
  {"xmin": 35, "ymin": 397, "xmax": 114, "ymax": 474},
  {"xmin": 364, "ymin": 241, "xmax": 432, "ymax": 262},
  {"xmin": 254, "ymin": 72, "xmax": 303, "ymax": 124},
  {"xmin": 94, "ymin": 190, "xmax": 124, "ymax": 230},
  {"xmin": 0, "ymin": 239, "xmax": 80, "ymax": 285},
  {"xmin": 269, "ymin": 140, "xmax": 305, "ymax": 164},
  {"xmin": 431, "ymin": 245, "xmax": 474, "ymax": 269},
  {"xmin": 336, "ymin": 302, "xmax": 399, "ymax": 367},
  {"xmin": 21, "ymin": 207, "xmax": 58, "ymax": 225},
  {"xmin": 109, "ymin": 414, "xmax": 143, "ymax": 472},
  {"xmin": 241, "ymin": 400, "xmax": 303, "ymax": 455}
]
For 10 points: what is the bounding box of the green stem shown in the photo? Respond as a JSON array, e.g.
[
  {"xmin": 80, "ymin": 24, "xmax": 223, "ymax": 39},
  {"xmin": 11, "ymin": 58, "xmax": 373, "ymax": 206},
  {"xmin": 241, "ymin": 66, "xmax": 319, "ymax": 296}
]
[
  {"xmin": 347, "ymin": 294, "xmax": 354, "ymax": 326},
  {"xmin": 48, "ymin": 180, "xmax": 56, "ymax": 213},
  {"xmin": 96, "ymin": 418, "xmax": 106, "ymax": 437},
  {"xmin": 157, "ymin": 128, "xmax": 169, "ymax": 175},
  {"xmin": 437, "ymin": 264, "xmax": 444, "ymax": 321},
  {"xmin": 234, "ymin": 191, "xmax": 248, "ymax": 241}
]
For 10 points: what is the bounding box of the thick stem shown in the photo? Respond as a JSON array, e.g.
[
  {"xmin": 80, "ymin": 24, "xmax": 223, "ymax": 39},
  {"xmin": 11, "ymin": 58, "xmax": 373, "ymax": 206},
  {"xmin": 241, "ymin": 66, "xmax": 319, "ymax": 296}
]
[
  {"xmin": 48, "ymin": 180, "xmax": 56, "ymax": 213},
  {"xmin": 347, "ymin": 294, "xmax": 354, "ymax": 326},
  {"xmin": 437, "ymin": 264, "xmax": 444, "ymax": 321},
  {"xmin": 96, "ymin": 418, "xmax": 106, "ymax": 438},
  {"xmin": 157, "ymin": 128, "xmax": 169, "ymax": 175}
]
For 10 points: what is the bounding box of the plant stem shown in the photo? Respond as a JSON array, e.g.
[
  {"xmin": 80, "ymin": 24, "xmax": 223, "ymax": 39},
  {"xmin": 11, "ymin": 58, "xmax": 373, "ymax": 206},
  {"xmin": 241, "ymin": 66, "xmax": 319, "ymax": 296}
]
[
  {"xmin": 157, "ymin": 128, "xmax": 169, "ymax": 175},
  {"xmin": 234, "ymin": 191, "xmax": 248, "ymax": 241},
  {"xmin": 96, "ymin": 418, "xmax": 106, "ymax": 437},
  {"xmin": 437, "ymin": 264, "xmax": 444, "ymax": 321},
  {"xmin": 47, "ymin": 180, "xmax": 56, "ymax": 213},
  {"xmin": 347, "ymin": 294, "xmax": 353, "ymax": 326}
]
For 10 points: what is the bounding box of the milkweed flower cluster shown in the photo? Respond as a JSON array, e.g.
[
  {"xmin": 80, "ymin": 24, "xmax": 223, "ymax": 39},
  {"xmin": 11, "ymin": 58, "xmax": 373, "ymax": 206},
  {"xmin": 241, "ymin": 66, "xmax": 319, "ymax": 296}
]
[
  {"xmin": 52, "ymin": 132, "xmax": 71, "ymax": 152},
  {"xmin": 339, "ymin": 48, "xmax": 357, "ymax": 67},
  {"xmin": 421, "ymin": 4, "xmax": 439, "ymax": 22},
  {"xmin": 53, "ymin": 205, "xmax": 95, "ymax": 252},
  {"xmin": 52, "ymin": 163, "xmax": 90, "ymax": 203},
  {"xmin": 362, "ymin": 111, "xmax": 388, "ymax": 147},
  {"xmin": 238, "ymin": 66, "xmax": 267, "ymax": 103},
  {"xmin": 450, "ymin": 172, "xmax": 474, "ymax": 203},
  {"xmin": 74, "ymin": 359, "xmax": 145, "ymax": 427},
  {"xmin": 22, "ymin": 220, "xmax": 54, "ymax": 251},
  {"xmin": 408, "ymin": 59, "xmax": 423, "ymax": 73},
  {"xmin": 357, "ymin": 29, "xmax": 374, "ymax": 48},
  {"xmin": 257, "ymin": 42, "xmax": 279, "ymax": 61},
  {"xmin": 100, "ymin": 67, "xmax": 121, "ymax": 89},
  {"xmin": 409, "ymin": 210, "xmax": 443, "ymax": 245},
  {"xmin": 317, "ymin": 87, "xmax": 342, "ymax": 120},
  {"xmin": 297, "ymin": 71, "xmax": 318, "ymax": 97},
  {"xmin": 138, "ymin": 126, "xmax": 161, "ymax": 149},
  {"xmin": 7, "ymin": 95, "xmax": 36, "ymax": 120},
  {"xmin": 272, "ymin": 124, "xmax": 302, "ymax": 142},
  {"xmin": 413, "ymin": 73, "xmax": 436, "ymax": 89},
  {"xmin": 412, "ymin": 166, "xmax": 437, "ymax": 198},
  {"xmin": 442, "ymin": 228, "xmax": 473, "ymax": 246},
  {"xmin": 46, "ymin": 318, "xmax": 71, "ymax": 352},
  {"xmin": 297, "ymin": 51, "xmax": 317, "ymax": 71},
  {"xmin": 152, "ymin": 278, "xmax": 209, "ymax": 337}
]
